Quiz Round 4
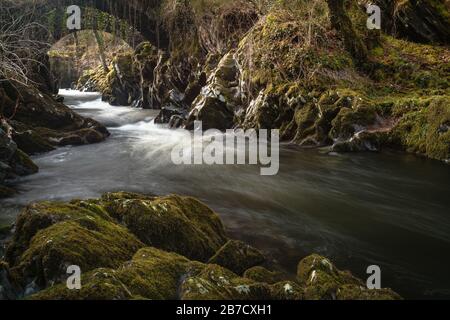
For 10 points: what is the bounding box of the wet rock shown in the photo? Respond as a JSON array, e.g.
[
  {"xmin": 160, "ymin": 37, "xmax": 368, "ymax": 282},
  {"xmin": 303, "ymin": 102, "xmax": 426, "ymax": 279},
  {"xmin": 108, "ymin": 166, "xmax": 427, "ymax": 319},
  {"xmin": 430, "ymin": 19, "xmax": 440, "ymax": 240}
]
[
  {"xmin": 10, "ymin": 121, "xmax": 55, "ymax": 155},
  {"xmin": 0, "ymin": 261, "xmax": 16, "ymax": 300},
  {"xmin": 180, "ymin": 264, "xmax": 271, "ymax": 300},
  {"xmin": 0, "ymin": 125, "xmax": 39, "ymax": 184},
  {"xmin": 30, "ymin": 247, "xmax": 191, "ymax": 300},
  {"xmin": 243, "ymin": 266, "xmax": 285, "ymax": 284},
  {"xmin": 269, "ymin": 281, "xmax": 304, "ymax": 300},
  {"xmin": 9, "ymin": 149, "xmax": 39, "ymax": 176},
  {"xmin": 154, "ymin": 107, "xmax": 186, "ymax": 125},
  {"xmin": 378, "ymin": 0, "xmax": 450, "ymax": 44},
  {"xmin": 8, "ymin": 212, "xmax": 143, "ymax": 290},
  {"xmin": 208, "ymin": 240, "xmax": 266, "ymax": 275},
  {"xmin": 0, "ymin": 222, "xmax": 12, "ymax": 238},
  {"xmin": 0, "ymin": 81, "xmax": 110, "ymax": 152},
  {"xmin": 1, "ymin": 192, "xmax": 402, "ymax": 300},
  {"xmin": 297, "ymin": 254, "xmax": 400, "ymax": 300},
  {"xmin": 102, "ymin": 194, "xmax": 228, "ymax": 262},
  {"xmin": 168, "ymin": 115, "xmax": 185, "ymax": 129},
  {"xmin": 186, "ymin": 52, "xmax": 242, "ymax": 131},
  {"xmin": 336, "ymin": 284, "xmax": 402, "ymax": 300}
]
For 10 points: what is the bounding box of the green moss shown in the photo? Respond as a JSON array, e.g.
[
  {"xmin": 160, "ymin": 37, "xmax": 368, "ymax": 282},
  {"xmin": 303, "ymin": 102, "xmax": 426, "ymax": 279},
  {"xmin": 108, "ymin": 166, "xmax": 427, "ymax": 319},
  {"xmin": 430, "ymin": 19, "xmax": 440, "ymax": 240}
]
[
  {"xmin": 181, "ymin": 264, "xmax": 271, "ymax": 300},
  {"xmin": 269, "ymin": 281, "xmax": 304, "ymax": 300},
  {"xmin": 31, "ymin": 247, "xmax": 192, "ymax": 300},
  {"xmin": 336, "ymin": 284, "xmax": 402, "ymax": 300},
  {"xmin": 6, "ymin": 202, "xmax": 114, "ymax": 265},
  {"xmin": 29, "ymin": 268, "xmax": 134, "ymax": 300},
  {"xmin": 0, "ymin": 222, "xmax": 13, "ymax": 238},
  {"xmin": 391, "ymin": 96, "xmax": 450, "ymax": 161},
  {"xmin": 10, "ymin": 214, "xmax": 143, "ymax": 289},
  {"xmin": 10, "ymin": 149, "xmax": 39, "ymax": 176},
  {"xmin": 243, "ymin": 266, "xmax": 285, "ymax": 284},
  {"xmin": 297, "ymin": 254, "xmax": 401, "ymax": 300},
  {"xmin": 208, "ymin": 240, "xmax": 266, "ymax": 275},
  {"xmin": 103, "ymin": 195, "xmax": 228, "ymax": 262}
]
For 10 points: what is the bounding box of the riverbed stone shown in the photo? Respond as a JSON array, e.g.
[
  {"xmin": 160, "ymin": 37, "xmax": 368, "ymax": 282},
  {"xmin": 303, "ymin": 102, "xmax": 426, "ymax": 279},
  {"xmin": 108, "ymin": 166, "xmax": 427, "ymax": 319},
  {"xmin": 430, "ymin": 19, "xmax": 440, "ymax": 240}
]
[
  {"xmin": 5, "ymin": 202, "xmax": 114, "ymax": 265},
  {"xmin": 208, "ymin": 240, "xmax": 266, "ymax": 275},
  {"xmin": 180, "ymin": 264, "xmax": 271, "ymax": 300},
  {"xmin": 297, "ymin": 254, "xmax": 401, "ymax": 300},
  {"xmin": 102, "ymin": 194, "xmax": 228, "ymax": 262},
  {"xmin": 1, "ymin": 192, "xmax": 403, "ymax": 300},
  {"xmin": 269, "ymin": 281, "xmax": 304, "ymax": 300},
  {"xmin": 0, "ymin": 261, "xmax": 16, "ymax": 300},
  {"xmin": 30, "ymin": 247, "xmax": 192, "ymax": 300},
  {"xmin": 243, "ymin": 266, "xmax": 286, "ymax": 284},
  {"xmin": 9, "ymin": 216, "xmax": 143, "ymax": 291}
]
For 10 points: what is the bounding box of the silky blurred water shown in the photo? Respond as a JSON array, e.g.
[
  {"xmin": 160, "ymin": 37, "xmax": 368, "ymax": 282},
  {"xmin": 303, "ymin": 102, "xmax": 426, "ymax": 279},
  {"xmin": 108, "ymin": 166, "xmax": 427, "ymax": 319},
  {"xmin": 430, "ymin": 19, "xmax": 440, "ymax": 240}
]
[{"xmin": 1, "ymin": 90, "xmax": 449, "ymax": 299}]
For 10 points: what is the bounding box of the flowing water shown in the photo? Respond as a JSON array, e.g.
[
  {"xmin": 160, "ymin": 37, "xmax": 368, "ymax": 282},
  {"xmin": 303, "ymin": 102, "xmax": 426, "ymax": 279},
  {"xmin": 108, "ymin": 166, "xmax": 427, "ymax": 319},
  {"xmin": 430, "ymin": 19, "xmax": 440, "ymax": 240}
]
[{"xmin": 1, "ymin": 90, "xmax": 450, "ymax": 299}]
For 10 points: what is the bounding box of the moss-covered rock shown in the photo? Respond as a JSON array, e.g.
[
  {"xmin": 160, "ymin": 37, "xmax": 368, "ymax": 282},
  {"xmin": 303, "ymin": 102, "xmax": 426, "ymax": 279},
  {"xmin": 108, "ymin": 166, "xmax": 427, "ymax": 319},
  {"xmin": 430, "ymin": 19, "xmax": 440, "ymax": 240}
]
[
  {"xmin": 180, "ymin": 264, "xmax": 271, "ymax": 300},
  {"xmin": 2, "ymin": 192, "xmax": 402, "ymax": 300},
  {"xmin": 30, "ymin": 247, "xmax": 192, "ymax": 300},
  {"xmin": 9, "ymin": 149, "xmax": 39, "ymax": 176},
  {"xmin": 6, "ymin": 202, "xmax": 113, "ymax": 265},
  {"xmin": 243, "ymin": 266, "xmax": 285, "ymax": 285},
  {"xmin": 103, "ymin": 194, "xmax": 228, "ymax": 262},
  {"xmin": 9, "ymin": 216, "xmax": 143, "ymax": 291},
  {"xmin": 0, "ymin": 222, "xmax": 13, "ymax": 238},
  {"xmin": 336, "ymin": 284, "xmax": 402, "ymax": 301},
  {"xmin": 208, "ymin": 240, "xmax": 266, "ymax": 275},
  {"xmin": 0, "ymin": 261, "xmax": 17, "ymax": 300},
  {"xmin": 391, "ymin": 96, "xmax": 450, "ymax": 161},
  {"xmin": 297, "ymin": 254, "xmax": 400, "ymax": 300},
  {"xmin": 10, "ymin": 121, "xmax": 55, "ymax": 155},
  {"xmin": 186, "ymin": 51, "xmax": 242, "ymax": 130},
  {"xmin": 269, "ymin": 281, "xmax": 304, "ymax": 300}
]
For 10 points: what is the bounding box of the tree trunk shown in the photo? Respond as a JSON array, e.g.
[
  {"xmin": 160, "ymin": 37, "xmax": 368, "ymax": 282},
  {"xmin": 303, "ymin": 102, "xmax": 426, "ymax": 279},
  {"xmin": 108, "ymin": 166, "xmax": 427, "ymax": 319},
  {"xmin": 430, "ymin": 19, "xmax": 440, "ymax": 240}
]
[
  {"xmin": 326, "ymin": 0, "xmax": 368, "ymax": 65},
  {"xmin": 93, "ymin": 16, "xmax": 109, "ymax": 73}
]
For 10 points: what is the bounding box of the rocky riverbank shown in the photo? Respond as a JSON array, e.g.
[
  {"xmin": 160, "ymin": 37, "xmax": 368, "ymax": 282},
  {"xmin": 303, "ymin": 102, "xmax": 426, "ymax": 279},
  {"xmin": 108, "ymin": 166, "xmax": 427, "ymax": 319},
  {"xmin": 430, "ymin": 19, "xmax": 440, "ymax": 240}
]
[
  {"xmin": 0, "ymin": 81, "xmax": 110, "ymax": 198},
  {"xmin": 76, "ymin": 0, "xmax": 449, "ymax": 163},
  {"xmin": 0, "ymin": 192, "xmax": 400, "ymax": 300}
]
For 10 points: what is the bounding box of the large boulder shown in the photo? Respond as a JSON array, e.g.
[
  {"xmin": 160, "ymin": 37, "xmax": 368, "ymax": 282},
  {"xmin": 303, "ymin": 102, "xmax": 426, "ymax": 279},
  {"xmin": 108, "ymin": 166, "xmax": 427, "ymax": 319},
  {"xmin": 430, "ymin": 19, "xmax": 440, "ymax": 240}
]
[
  {"xmin": 30, "ymin": 247, "xmax": 192, "ymax": 300},
  {"xmin": 1, "ymin": 192, "xmax": 403, "ymax": 300},
  {"xmin": 297, "ymin": 254, "xmax": 401, "ymax": 300},
  {"xmin": 0, "ymin": 81, "xmax": 110, "ymax": 151},
  {"xmin": 0, "ymin": 261, "xmax": 16, "ymax": 300},
  {"xmin": 0, "ymin": 124, "xmax": 39, "ymax": 193},
  {"xmin": 6, "ymin": 203, "xmax": 144, "ymax": 292},
  {"xmin": 101, "ymin": 193, "xmax": 228, "ymax": 262},
  {"xmin": 180, "ymin": 264, "xmax": 272, "ymax": 300},
  {"xmin": 208, "ymin": 240, "xmax": 266, "ymax": 275},
  {"xmin": 185, "ymin": 52, "xmax": 243, "ymax": 130}
]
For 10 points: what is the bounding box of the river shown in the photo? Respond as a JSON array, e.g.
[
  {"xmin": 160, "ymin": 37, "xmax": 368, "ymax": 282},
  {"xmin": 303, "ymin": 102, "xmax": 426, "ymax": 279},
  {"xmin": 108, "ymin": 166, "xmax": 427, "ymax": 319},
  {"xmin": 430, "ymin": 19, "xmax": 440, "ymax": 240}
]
[{"xmin": 1, "ymin": 90, "xmax": 450, "ymax": 299}]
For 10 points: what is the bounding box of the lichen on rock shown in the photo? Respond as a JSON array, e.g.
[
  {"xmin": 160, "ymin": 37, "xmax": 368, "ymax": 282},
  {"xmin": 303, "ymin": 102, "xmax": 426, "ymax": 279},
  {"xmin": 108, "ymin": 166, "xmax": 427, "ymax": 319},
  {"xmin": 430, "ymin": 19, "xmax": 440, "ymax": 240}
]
[{"xmin": 208, "ymin": 240, "xmax": 266, "ymax": 275}]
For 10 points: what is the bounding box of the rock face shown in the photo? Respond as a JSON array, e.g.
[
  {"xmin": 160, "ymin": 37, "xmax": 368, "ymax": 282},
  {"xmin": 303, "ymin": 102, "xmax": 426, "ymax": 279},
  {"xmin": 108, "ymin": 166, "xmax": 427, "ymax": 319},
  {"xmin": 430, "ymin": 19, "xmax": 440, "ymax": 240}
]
[
  {"xmin": 0, "ymin": 123, "xmax": 39, "ymax": 198},
  {"xmin": 0, "ymin": 192, "xmax": 401, "ymax": 300},
  {"xmin": 208, "ymin": 240, "xmax": 266, "ymax": 275},
  {"xmin": 297, "ymin": 254, "xmax": 401, "ymax": 300},
  {"xmin": 185, "ymin": 52, "xmax": 243, "ymax": 130},
  {"xmin": 100, "ymin": 193, "xmax": 228, "ymax": 262},
  {"xmin": 377, "ymin": 0, "xmax": 450, "ymax": 44},
  {"xmin": 0, "ymin": 80, "xmax": 110, "ymax": 196}
]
